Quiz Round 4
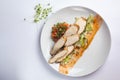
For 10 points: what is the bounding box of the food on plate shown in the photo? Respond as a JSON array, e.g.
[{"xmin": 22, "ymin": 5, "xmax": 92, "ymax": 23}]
[
  {"xmin": 75, "ymin": 17, "xmax": 86, "ymax": 34},
  {"xmin": 63, "ymin": 25, "xmax": 78, "ymax": 37},
  {"xmin": 49, "ymin": 50, "xmax": 68, "ymax": 63},
  {"xmin": 49, "ymin": 14, "xmax": 103, "ymax": 74},
  {"xmin": 50, "ymin": 37, "xmax": 66, "ymax": 56},
  {"xmin": 56, "ymin": 46, "xmax": 74, "ymax": 62},
  {"xmin": 49, "ymin": 46, "xmax": 74, "ymax": 63},
  {"xmin": 51, "ymin": 22, "xmax": 69, "ymax": 42},
  {"xmin": 65, "ymin": 34, "xmax": 79, "ymax": 46}
]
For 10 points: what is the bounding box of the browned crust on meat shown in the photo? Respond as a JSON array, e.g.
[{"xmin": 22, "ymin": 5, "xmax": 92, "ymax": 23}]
[{"xmin": 59, "ymin": 15, "xmax": 103, "ymax": 74}]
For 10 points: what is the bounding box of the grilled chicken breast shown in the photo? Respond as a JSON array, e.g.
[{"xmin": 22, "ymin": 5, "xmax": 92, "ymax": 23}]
[
  {"xmin": 50, "ymin": 20, "xmax": 84, "ymax": 56},
  {"xmin": 65, "ymin": 34, "xmax": 79, "ymax": 46},
  {"xmin": 50, "ymin": 37, "xmax": 66, "ymax": 56},
  {"xmin": 64, "ymin": 25, "xmax": 78, "ymax": 37},
  {"xmin": 75, "ymin": 18, "xmax": 86, "ymax": 34},
  {"xmin": 49, "ymin": 50, "xmax": 67, "ymax": 64},
  {"xmin": 56, "ymin": 46, "xmax": 74, "ymax": 62}
]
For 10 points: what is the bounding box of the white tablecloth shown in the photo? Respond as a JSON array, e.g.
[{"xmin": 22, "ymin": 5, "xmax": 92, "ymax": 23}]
[{"xmin": 0, "ymin": 0, "xmax": 120, "ymax": 80}]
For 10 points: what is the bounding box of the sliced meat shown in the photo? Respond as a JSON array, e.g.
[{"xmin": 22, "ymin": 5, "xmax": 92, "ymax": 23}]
[
  {"xmin": 75, "ymin": 18, "xmax": 86, "ymax": 34},
  {"xmin": 56, "ymin": 46, "xmax": 74, "ymax": 62},
  {"xmin": 49, "ymin": 50, "xmax": 67, "ymax": 64},
  {"xmin": 50, "ymin": 37, "xmax": 66, "ymax": 56},
  {"xmin": 65, "ymin": 34, "xmax": 79, "ymax": 46},
  {"xmin": 64, "ymin": 25, "xmax": 78, "ymax": 37}
]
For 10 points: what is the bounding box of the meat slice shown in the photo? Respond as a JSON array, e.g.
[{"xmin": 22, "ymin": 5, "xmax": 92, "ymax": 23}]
[
  {"xmin": 50, "ymin": 37, "xmax": 66, "ymax": 56},
  {"xmin": 75, "ymin": 18, "xmax": 86, "ymax": 34},
  {"xmin": 56, "ymin": 46, "xmax": 74, "ymax": 62},
  {"xmin": 49, "ymin": 50, "xmax": 67, "ymax": 64},
  {"xmin": 64, "ymin": 25, "xmax": 78, "ymax": 37},
  {"xmin": 65, "ymin": 34, "xmax": 79, "ymax": 46}
]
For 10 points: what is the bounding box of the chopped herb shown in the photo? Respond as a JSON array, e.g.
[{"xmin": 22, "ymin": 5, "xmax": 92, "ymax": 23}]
[
  {"xmin": 62, "ymin": 54, "xmax": 72, "ymax": 64},
  {"xmin": 87, "ymin": 14, "xmax": 94, "ymax": 23},
  {"xmin": 75, "ymin": 34, "xmax": 88, "ymax": 48},
  {"xmin": 34, "ymin": 3, "xmax": 52, "ymax": 23},
  {"xmin": 85, "ymin": 14, "xmax": 94, "ymax": 32},
  {"xmin": 86, "ymin": 23, "xmax": 93, "ymax": 32}
]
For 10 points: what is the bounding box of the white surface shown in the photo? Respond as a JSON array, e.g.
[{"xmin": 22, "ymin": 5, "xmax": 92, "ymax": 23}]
[
  {"xmin": 0, "ymin": 0, "xmax": 120, "ymax": 80},
  {"xmin": 41, "ymin": 6, "xmax": 111, "ymax": 77}
]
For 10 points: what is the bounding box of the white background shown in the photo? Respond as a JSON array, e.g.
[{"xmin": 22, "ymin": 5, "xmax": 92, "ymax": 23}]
[{"xmin": 0, "ymin": 0, "xmax": 120, "ymax": 80}]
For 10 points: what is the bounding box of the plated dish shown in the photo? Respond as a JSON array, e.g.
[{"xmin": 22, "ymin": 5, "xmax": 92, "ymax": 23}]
[{"xmin": 40, "ymin": 6, "xmax": 111, "ymax": 77}]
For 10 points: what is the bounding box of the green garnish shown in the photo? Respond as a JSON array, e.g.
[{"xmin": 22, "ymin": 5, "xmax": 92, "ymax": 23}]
[
  {"xmin": 75, "ymin": 34, "xmax": 87, "ymax": 48},
  {"xmin": 85, "ymin": 14, "xmax": 94, "ymax": 32},
  {"xmin": 86, "ymin": 23, "xmax": 93, "ymax": 32},
  {"xmin": 74, "ymin": 14, "xmax": 94, "ymax": 48},
  {"xmin": 34, "ymin": 4, "xmax": 52, "ymax": 23},
  {"xmin": 60, "ymin": 14, "xmax": 94, "ymax": 64},
  {"xmin": 62, "ymin": 54, "xmax": 72, "ymax": 64}
]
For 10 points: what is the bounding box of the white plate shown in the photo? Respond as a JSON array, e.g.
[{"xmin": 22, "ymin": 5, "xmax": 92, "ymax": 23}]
[{"xmin": 40, "ymin": 6, "xmax": 111, "ymax": 77}]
